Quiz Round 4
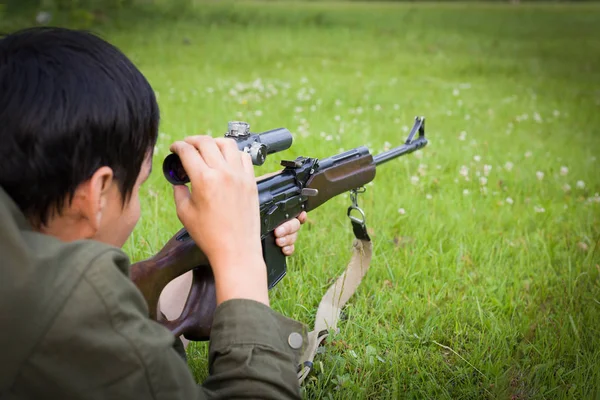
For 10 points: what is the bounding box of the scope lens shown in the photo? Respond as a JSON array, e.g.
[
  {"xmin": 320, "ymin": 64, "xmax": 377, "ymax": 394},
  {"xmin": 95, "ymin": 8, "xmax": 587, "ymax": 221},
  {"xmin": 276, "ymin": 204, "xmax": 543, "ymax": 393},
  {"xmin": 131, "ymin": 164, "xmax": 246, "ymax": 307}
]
[{"xmin": 163, "ymin": 153, "xmax": 189, "ymax": 185}]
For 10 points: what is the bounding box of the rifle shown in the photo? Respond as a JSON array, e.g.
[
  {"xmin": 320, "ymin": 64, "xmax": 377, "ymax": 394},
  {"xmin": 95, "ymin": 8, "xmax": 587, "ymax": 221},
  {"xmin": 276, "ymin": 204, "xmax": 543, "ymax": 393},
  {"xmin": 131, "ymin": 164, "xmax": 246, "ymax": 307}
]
[{"xmin": 130, "ymin": 117, "xmax": 428, "ymax": 342}]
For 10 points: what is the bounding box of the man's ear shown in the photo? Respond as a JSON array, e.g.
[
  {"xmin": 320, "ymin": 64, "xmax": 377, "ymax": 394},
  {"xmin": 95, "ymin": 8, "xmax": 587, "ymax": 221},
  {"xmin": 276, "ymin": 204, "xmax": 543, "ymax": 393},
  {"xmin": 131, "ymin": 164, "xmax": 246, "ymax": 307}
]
[{"xmin": 75, "ymin": 166, "xmax": 115, "ymax": 232}]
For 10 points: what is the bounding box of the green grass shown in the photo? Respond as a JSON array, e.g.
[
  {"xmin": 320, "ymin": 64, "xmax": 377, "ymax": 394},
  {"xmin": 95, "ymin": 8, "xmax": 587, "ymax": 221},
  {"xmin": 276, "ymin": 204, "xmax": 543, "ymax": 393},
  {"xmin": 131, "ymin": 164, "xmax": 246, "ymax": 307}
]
[{"xmin": 4, "ymin": 1, "xmax": 600, "ymax": 398}]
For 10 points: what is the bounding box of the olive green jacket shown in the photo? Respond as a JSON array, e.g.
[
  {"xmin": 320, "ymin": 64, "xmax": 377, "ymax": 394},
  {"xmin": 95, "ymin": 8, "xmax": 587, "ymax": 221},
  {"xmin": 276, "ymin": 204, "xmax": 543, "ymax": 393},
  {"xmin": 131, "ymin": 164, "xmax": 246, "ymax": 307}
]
[{"xmin": 0, "ymin": 188, "xmax": 307, "ymax": 399}]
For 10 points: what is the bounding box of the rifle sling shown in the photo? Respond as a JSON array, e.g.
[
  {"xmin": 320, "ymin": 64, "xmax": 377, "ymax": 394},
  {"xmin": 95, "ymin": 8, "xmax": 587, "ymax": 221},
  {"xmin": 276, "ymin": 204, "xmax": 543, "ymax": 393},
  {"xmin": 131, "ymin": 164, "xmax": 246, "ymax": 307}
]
[{"xmin": 297, "ymin": 219, "xmax": 373, "ymax": 385}]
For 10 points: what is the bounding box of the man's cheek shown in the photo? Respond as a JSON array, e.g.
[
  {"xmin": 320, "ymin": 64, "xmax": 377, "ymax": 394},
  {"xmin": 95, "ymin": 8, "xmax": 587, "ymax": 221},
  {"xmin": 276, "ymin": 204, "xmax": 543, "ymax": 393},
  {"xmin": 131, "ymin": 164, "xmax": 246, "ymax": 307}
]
[
  {"xmin": 127, "ymin": 202, "xmax": 141, "ymax": 234},
  {"xmin": 115, "ymin": 202, "xmax": 141, "ymax": 248}
]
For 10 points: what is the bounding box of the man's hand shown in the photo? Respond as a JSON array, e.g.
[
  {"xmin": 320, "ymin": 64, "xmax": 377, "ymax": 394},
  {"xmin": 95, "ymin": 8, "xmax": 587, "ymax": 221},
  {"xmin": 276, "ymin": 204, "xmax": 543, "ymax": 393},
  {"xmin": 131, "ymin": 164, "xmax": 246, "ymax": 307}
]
[
  {"xmin": 169, "ymin": 136, "xmax": 268, "ymax": 306},
  {"xmin": 274, "ymin": 212, "xmax": 307, "ymax": 256}
]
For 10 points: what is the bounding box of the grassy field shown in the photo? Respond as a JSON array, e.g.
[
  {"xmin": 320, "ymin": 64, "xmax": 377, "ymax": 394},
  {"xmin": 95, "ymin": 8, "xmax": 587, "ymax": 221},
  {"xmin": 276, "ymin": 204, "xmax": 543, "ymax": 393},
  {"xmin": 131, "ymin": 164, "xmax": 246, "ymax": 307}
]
[{"xmin": 4, "ymin": 1, "xmax": 600, "ymax": 398}]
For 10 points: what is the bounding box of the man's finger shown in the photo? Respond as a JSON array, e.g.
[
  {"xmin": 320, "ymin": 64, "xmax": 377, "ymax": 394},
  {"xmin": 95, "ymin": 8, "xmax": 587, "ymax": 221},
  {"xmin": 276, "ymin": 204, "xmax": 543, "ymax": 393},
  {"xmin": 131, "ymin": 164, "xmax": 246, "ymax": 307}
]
[
  {"xmin": 298, "ymin": 211, "xmax": 308, "ymax": 224},
  {"xmin": 214, "ymin": 138, "xmax": 244, "ymax": 169},
  {"xmin": 282, "ymin": 244, "xmax": 295, "ymax": 256},
  {"xmin": 276, "ymin": 232, "xmax": 298, "ymax": 247},
  {"xmin": 184, "ymin": 136, "xmax": 227, "ymax": 169},
  {"xmin": 169, "ymin": 141, "xmax": 207, "ymax": 184},
  {"xmin": 240, "ymin": 151, "xmax": 254, "ymax": 176},
  {"xmin": 274, "ymin": 218, "xmax": 301, "ymax": 238}
]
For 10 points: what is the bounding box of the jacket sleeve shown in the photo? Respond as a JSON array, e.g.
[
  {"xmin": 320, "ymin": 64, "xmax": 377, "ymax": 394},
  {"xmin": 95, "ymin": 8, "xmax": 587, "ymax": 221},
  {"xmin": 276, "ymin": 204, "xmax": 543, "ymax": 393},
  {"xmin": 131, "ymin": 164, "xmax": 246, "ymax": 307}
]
[{"xmin": 14, "ymin": 251, "xmax": 307, "ymax": 400}]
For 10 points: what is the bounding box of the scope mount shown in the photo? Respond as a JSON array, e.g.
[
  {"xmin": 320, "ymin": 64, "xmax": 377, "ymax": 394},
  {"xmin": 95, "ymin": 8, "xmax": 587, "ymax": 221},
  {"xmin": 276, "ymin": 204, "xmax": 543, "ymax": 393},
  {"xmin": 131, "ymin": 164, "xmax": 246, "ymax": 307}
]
[{"xmin": 223, "ymin": 121, "xmax": 267, "ymax": 165}]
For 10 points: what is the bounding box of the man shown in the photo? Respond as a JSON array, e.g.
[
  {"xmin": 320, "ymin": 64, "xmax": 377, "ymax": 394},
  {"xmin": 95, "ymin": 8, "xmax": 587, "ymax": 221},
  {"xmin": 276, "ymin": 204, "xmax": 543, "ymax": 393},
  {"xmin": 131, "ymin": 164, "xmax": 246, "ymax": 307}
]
[{"xmin": 0, "ymin": 27, "xmax": 308, "ymax": 399}]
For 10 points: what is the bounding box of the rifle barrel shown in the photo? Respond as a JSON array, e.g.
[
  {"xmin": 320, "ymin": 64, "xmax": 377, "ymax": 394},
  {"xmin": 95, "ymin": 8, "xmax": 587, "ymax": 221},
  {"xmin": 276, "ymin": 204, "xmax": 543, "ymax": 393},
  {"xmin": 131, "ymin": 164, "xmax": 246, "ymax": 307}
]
[{"xmin": 373, "ymin": 135, "xmax": 428, "ymax": 166}]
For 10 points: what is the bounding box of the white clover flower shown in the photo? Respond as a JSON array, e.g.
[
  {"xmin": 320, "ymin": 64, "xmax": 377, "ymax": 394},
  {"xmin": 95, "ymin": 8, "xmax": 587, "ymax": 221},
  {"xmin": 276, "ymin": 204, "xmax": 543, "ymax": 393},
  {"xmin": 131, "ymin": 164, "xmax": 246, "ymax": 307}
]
[
  {"xmin": 536, "ymin": 171, "xmax": 544, "ymax": 181},
  {"xmin": 254, "ymin": 110, "xmax": 263, "ymax": 116},
  {"xmin": 560, "ymin": 166, "xmax": 568, "ymax": 176},
  {"xmin": 335, "ymin": 99, "xmax": 342, "ymax": 107},
  {"xmin": 563, "ymin": 183, "xmax": 571, "ymax": 192},
  {"xmin": 483, "ymin": 164, "xmax": 492, "ymax": 176},
  {"xmin": 394, "ymin": 104, "xmax": 400, "ymax": 110},
  {"xmin": 460, "ymin": 165, "xmax": 469, "ymax": 178},
  {"xmin": 36, "ymin": 11, "xmax": 52, "ymax": 24},
  {"xmin": 426, "ymin": 194, "xmax": 432, "ymax": 200},
  {"xmin": 410, "ymin": 176, "xmax": 419, "ymax": 185},
  {"xmin": 577, "ymin": 180, "xmax": 585, "ymax": 189},
  {"xmin": 480, "ymin": 177, "xmax": 488, "ymax": 186},
  {"xmin": 334, "ymin": 115, "xmax": 341, "ymax": 122},
  {"xmin": 402, "ymin": 125, "xmax": 409, "ymax": 133},
  {"xmin": 525, "ymin": 151, "xmax": 532, "ymax": 158},
  {"xmin": 533, "ymin": 112, "xmax": 542, "ymax": 123},
  {"xmin": 516, "ymin": 113, "xmax": 529, "ymax": 122},
  {"xmin": 356, "ymin": 106, "xmax": 363, "ymax": 115},
  {"xmin": 553, "ymin": 110, "xmax": 560, "ymax": 117},
  {"xmin": 295, "ymin": 106, "xmax": 303, "ymax": 113},
  {"xmin": 463, "ymin": 189, "xmax": 469, "ymax": 195},
  {"xmin": 383, "ymin": 141, "xmax": 391, "ymax": 151},
  {"xmin": 300, "ymin": 77, "xmax": 308, "ymax": 84},
  {"xmin": 458, "ymin": 131, "xmax": 467, "ymax": 141},
  {"xmin": 414, "ymin": 151, "xmax": 423, "ymax": 159},
  {"xmin": 374, "ymin": 104, "xmax": 382, "ymax": 111},
  {"xmin": 398, "ymin": 208, "xmax": 406, "ymax": 215},
  {"xmin": 504, "ymin": 161, "xmax": 514, "ymax": 171},
  {"xmin": 465, "ymin": 114, "xmax": 471, "ymax": 120},
  {"xmin": 506, "ymin": 197, "xmax": 514, "ymax": 205},
  {"xmin": 534, "ymin": 206, "xmax": 545, "ymax": 213},
  {"xmin": 206, "ymin": 87, "xmax": 214, "ymax": 93},
  {"xmin": 325, "ymin": 135, "xmax": 333, "ymax": 141},
  {"xmin": 474, "ymin": 155, "xmax": 481, "ymax": 162},
  {"xmin": 480, "ymin": 187, "xmax": 488, "ymax": 195},
  {"xmin": 453, "ymin": 88, "xmax": 460, "ymax": 96}
]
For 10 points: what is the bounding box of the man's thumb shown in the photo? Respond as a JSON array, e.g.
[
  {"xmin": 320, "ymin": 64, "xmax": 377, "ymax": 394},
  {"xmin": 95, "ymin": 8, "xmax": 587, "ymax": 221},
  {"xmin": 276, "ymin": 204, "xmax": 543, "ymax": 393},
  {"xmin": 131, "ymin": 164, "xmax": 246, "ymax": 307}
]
[{"xmin": 173, "ymin": 185, "xmax": 191, "ymax": 213}]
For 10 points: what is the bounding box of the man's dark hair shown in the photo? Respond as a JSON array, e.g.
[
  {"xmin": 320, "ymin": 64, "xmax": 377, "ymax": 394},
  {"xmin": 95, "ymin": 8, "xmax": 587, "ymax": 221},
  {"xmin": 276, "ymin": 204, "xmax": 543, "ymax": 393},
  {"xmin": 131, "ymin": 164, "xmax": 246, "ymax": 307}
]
[{"xmin": 0, "ymin": 27, "xmax": 159, "ymax": 225}]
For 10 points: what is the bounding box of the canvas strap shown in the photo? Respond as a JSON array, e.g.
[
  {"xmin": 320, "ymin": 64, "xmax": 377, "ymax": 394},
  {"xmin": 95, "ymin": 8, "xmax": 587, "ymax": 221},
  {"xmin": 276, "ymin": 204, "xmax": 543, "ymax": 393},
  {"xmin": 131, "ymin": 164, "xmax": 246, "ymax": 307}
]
[{"xmin": 297, "ymin": 189, "xmax": 373, "ymax": 385}]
